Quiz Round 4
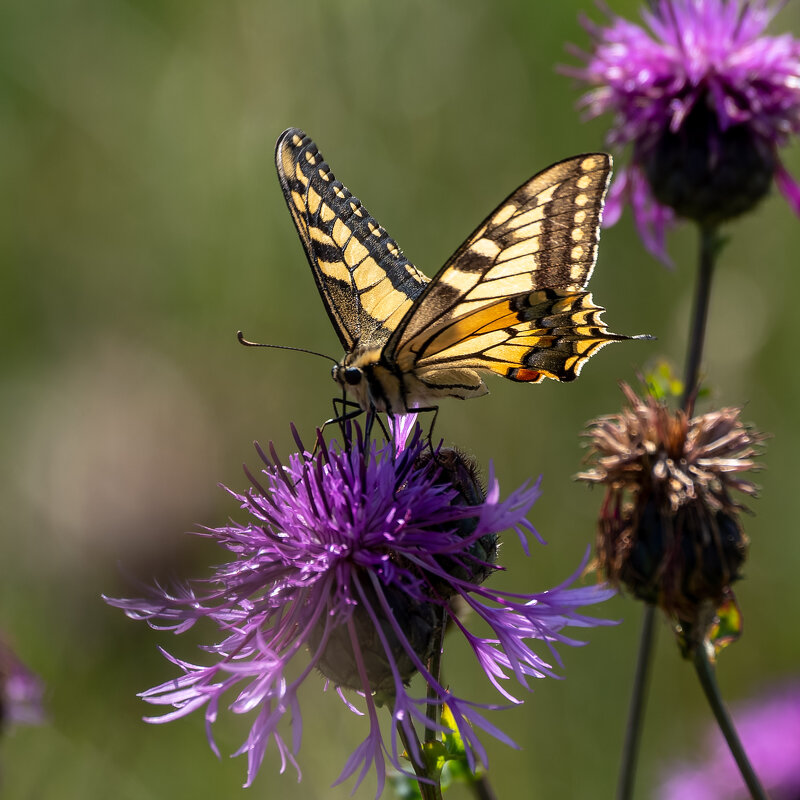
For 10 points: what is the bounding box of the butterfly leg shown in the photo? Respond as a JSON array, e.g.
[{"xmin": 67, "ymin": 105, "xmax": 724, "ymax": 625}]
[
  {"xmin": 328, "ymin": 395, "xmax": 364, "ymax": 434},
  {"xmin": 408, "ymin": 405, "xmax": 440, "ymax": 450},
  {"xmin": 312, "ymin": 396, "xmax": 363, "ymax": 455},
  {"xmin": 363, "ymin": 409, "xmax": 392, "ymax": 445}
]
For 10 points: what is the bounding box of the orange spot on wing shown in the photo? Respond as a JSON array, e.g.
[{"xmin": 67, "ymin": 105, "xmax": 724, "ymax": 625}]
[{"xmin": 509, "ymin": 368, "xmax": 542, "ymax": 382}]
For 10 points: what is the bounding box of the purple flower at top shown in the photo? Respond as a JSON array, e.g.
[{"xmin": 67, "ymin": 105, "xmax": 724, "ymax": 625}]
[
  {"xmin": 105, "ymin": 417, "xmax": 615, "ymax": 795},
  {"xmin": 566, "ymin": 0, "xmax": 800, "ymax": 263},
  {"xmin": 0, "ymin": 638, "xmax": 45, "ymax": 729},
  {"xmin": 659, "ymin": 681, "xmax": 800, "ymax": 799}
]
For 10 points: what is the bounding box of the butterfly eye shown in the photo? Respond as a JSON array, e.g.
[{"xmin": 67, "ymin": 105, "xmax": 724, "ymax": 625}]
[{"xmin": 343, "ymin": 367, "xmax": 362, "ymax": 386}]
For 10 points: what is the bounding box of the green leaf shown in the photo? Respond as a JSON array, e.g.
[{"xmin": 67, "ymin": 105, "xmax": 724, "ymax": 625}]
[
  {"xmin": 440, "ymin": 704, "xmax": 466, "ymax": 759},
  {"xmin": 644, "ymin": 360, "xmax": 683, "ymax": 401},
  {"xmin": 708, "ymin": 592, "xmax": 743, "ymax": 658},
  {"xmin": 389, "ymin": 773, "xmax": 424, "ymax": 800}
]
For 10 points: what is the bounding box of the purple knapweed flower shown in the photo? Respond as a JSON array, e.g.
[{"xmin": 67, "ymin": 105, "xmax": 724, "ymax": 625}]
[
  {"xmin": 659, "ymin": 681, "xmax": 800, "ymax": 799},
  {"xmin": 0, "ymin": 638, "xmax": 45, "ymax": 729},
  {"xmin": 105, "ymin": 416, "xmax": 615, "ymax": 795},
  {"xmin": 566, "ymin": 0, "xmax": 800, "ymax": 263}
]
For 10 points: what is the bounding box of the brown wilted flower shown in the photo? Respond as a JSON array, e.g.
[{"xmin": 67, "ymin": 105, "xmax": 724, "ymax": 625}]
[{"xmin": 577, "ymin": 384, "xmax": 765, "ymax": 644}]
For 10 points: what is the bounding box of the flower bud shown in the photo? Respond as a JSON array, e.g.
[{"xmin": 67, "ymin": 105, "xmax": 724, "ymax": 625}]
[
  {"xmin": 416, "ymin": 447, "xmax": 497, "ymax": 590},
  {"xmin": 580, "ymin": 385, "xmax": 763, "ymax": 633},
  {"xmin": 312, "ymin": 448, "xmax": 492, "ymax": 692},
  {"xmin": 311, "ymin": 580, "xmax": 444, "ymax": 692},
  {"xmin": 641, "ymin": 100, "xmax": 776, "ymax": 227}
]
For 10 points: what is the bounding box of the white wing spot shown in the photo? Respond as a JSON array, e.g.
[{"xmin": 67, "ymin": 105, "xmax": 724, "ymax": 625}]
[
  {"xmin": 575, "ymin": 193, "xmax": 589, "ymax": 207},
  {"xmin": 574, "ymin": 209, "xmax": 587, "ymax": 224},
  {"xmin": 581, "ymin": 156, "xmax": 599, "ymax": 172},
  {"xmin": 492, "ymin": 204, "xmax": 517, "ymax": 226},
  {"xmin": 577, "ymin": 175, "xmax": 592, "ymax": 189},
  {"xmin": 571, "ymin": 244, "xmax": 585, "ymax": 260},
  {"xmin": 471, "ymin": 238, "xmax": 502, "ymax": 259},
  {"xmin": 440, "ymin": 267, "xmax": 481, "ymax": 292},
  {"xmin": 571, "ymin": 228, "xmax": 584, "ymax": 242}
]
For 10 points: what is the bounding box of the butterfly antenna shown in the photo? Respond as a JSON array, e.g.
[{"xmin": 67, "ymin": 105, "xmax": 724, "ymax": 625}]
[{"xmin": 237, "ymin": 331, "xmax": 338, "ymax": 365}]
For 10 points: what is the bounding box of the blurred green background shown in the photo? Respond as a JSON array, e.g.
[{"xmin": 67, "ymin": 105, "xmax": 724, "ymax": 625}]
[{"xmin": 2, "ymin": 0, "xmax": 799, "ymax": 797}]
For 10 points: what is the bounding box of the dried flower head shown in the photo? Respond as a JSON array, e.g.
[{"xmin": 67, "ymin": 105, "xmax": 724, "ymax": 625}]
[
  {"xmin": 106, "ymin": 417, "xmax": 615, "ymax": 794},
  {"xmin": 578, "ymin": 384, "xmax": 764, "ymax": 639},
  {"xmin": 566, "ymin": 0, "xmax": 800, "ymax": 262}
]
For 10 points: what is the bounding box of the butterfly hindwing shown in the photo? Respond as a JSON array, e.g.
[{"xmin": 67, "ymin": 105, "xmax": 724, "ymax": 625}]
[
  {"xmin": 408, "ymin": 288, "xmax": 628, "ymax": 385},
  {"xmin": 275, "ymin": 128, "xmax": 429, "ymax": 350}
]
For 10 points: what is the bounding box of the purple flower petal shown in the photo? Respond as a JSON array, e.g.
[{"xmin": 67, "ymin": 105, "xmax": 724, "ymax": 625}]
[
  {"xmin": 0, "ymin": 639, "xmax": 45, "ymax": 728},
  {"xmin": 775, "ymin": 160, "xmax": 800, "ymax": 217},
  {"xmin": 567, "ymin": 0, "xmax": 800, "ymax": 257}
]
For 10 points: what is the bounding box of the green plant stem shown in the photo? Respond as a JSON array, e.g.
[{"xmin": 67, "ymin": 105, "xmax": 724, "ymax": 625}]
[
  {"xmin": 425, "ymin": 614, "xmax": 499, "ymax": 800},
  {"xmin": 616, "ymin": 604, "xmax": 657, "ymax": 800},
  {"xmin": 693, "ymin": 645, "xmax": 768, "ymax": 800},
  {"xmin": 680, "ymin": 228, "xmax": 767, "ymax": 798},
  {"xmin": 425, "ymin": 613, "xmax": 446, "ymax": 742},
  {"xmin": 470, "ymin": 774, "xmax": 499, "ymax": 800},
  {"xmin": 396, "ymin": 718, "xmax": 442, "ymax": 800},
  {"xmin": 681, "ymin": 225, "xmax": 719, "ymax": 414},
  {"xmin": 618, "ymin": 225, "xmax": 721, "ymax": 799}
]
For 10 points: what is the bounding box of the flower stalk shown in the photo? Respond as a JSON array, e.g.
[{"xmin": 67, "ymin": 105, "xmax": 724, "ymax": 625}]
[
  {"xmin": 618, "ymin": 223, "xmax": 722, "ymax": 800},
  {"xmin": 395, "ymin": 715, "xmax": 443, "ymax": 800},
  {"xmin": 681, "ymin": 226, "xmax": 720, "ymax": 413},
  {"xmin": 470, "ymin": 774, "xmax": 499, "ymax": 800},
  {"xmin": 620, "ymin": 223, "xmax": 720, "ymax": 800},
  {"xmin": 616, "ymin": 221, "xmax": 769, "ymax": 799},
  {"xmin": 612, "ymin": 215, "xmax": 770, "ymax": 800},
  {"xmin": 692, "ymin": 642, "xmax": 768, "ymax": 800},
  {"xmin": 616, "ymin": 604, "xmax": 656, "ymax": 800}
]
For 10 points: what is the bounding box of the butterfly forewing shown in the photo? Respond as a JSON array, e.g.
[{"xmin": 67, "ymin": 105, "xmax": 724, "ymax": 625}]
[
  {"xmin": 385, "ymin": 154, "xmax": 611, "ymax": 356},
  {"xmin": 379, "ymin": 154, "xmax": 626, "ymax": 386},
  {"xmin": 275, "ymin": 128, "xmax": 429, "ymax": 350}
]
